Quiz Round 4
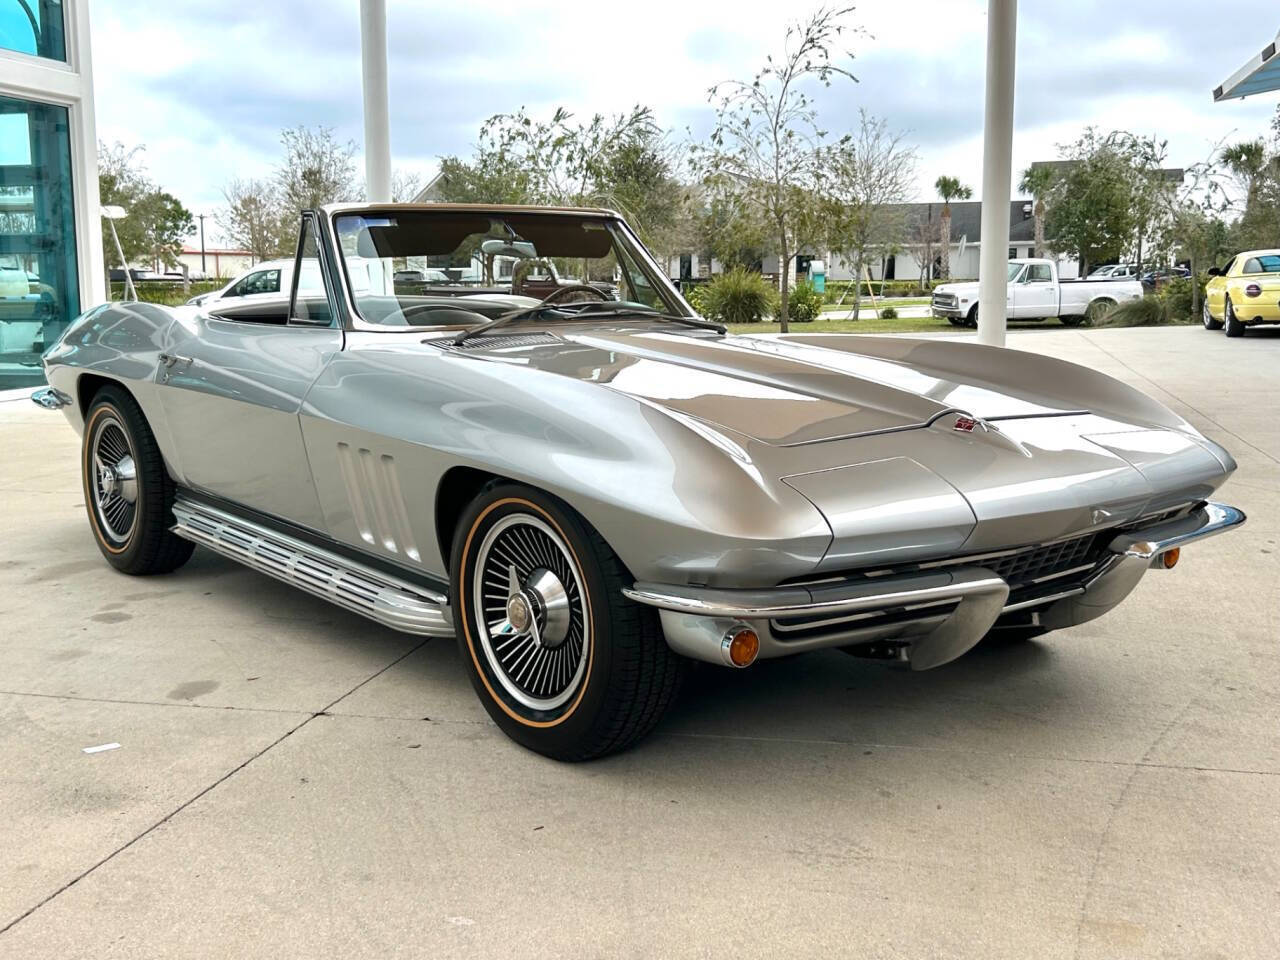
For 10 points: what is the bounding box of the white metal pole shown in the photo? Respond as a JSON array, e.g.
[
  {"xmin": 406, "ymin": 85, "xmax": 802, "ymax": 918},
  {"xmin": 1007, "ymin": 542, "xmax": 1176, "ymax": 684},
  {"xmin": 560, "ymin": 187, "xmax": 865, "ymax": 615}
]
[
  {"xmin": 976, "ymin": 0, "xmax": 1017, "ymax": 347},
  {"xmin": 359, "ymin": 0, "xmax": 392, "ymax": 203},
  {"xmin": 107, "ymin": 219, "xmax": 136, "ymax": 301}
]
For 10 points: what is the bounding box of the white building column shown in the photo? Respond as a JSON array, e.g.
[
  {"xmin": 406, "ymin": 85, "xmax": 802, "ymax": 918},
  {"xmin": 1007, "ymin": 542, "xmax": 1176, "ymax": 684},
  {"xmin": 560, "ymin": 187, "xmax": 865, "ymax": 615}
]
[
  {"xmin": 360, "ymin": 0, "xmax": 391, "ymax": 202},
  {"xmin": 976, "ymin": 0, "xmax": 1017, "ymax": 347}
]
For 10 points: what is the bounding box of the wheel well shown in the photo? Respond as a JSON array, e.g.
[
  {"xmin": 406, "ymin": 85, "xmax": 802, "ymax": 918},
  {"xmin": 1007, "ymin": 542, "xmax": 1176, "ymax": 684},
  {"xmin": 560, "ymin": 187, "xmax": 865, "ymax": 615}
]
[
  {"xmin": 76, "ymin": 373, "xmax": 124, "ymax": 417},
  {"xmin": 434, "ymin": 466, "xmax": 505, "ymax": 567}
]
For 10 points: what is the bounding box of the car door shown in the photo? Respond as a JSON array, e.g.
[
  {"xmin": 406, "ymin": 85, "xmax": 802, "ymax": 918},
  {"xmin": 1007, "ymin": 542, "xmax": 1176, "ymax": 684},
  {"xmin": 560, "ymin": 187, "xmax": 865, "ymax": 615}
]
[
  {"xmin": 1011, "ymin": 262, "xmax": 1056, "ymax": 319},
  {"xmin": 153, "ymin": 215, "xmax": 342, "ymax": 531},
  {"xmin": 1205, "ymin": 257, "xmax": 1234, "ymax": 319}
]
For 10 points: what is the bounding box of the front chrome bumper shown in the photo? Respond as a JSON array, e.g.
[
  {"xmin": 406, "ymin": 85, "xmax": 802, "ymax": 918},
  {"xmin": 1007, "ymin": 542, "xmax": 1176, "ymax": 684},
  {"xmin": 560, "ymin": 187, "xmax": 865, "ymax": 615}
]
[{"xmin": 626, "ymin": 501, "xmax": 1245, "ymax": 670}]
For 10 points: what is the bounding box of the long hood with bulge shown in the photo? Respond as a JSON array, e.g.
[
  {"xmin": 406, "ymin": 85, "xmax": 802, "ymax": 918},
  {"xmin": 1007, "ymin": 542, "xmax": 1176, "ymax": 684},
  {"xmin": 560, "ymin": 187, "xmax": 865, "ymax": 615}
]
[
  {"xmin": 461, "ymin": 326, "xmax": 1233, "ymax": 568},
  {"xmin": 496, "ymin": 328, "xmax": 1086, "ymax": 445}
]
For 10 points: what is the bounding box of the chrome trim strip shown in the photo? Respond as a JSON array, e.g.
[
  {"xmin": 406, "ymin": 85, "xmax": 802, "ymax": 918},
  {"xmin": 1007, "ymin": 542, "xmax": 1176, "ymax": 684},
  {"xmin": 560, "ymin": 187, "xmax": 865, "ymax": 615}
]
[
  {"xmin": 624, "ymin": 567, "xmax": 1007, "ymax": 621},
  {"xmin": 1002, "ymin": 586, "xmax": 1087, "ymax": 613},
  {"xmin": 171, "ymin": 498, "xmax": 453, "ymax": 637},
  {"xmin": 1108, "ymin": 501, "xmax": 1246, "ymax": 559}
]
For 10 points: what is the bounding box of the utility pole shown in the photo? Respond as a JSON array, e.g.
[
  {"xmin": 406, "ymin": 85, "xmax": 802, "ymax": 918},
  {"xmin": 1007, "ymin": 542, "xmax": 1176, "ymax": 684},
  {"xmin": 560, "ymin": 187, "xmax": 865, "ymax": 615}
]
[
  {"xmin": 360, "ymin": 0, "xmax": 391, "ymax": 203},
  {"xmin": 197, "ymin": 213, "xmax": 207, "ymax": 276},
  {"xmin": 976, "ymin": 0, "xmax": 1017, "ymax": 347}
]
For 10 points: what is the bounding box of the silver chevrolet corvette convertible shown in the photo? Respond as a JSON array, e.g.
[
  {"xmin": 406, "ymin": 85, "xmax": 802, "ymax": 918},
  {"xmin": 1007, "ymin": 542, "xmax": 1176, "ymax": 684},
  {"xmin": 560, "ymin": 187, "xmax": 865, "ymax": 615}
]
[{"xmin": 35, "ymin": 204, "xmax": 1244, "ymax": 760}]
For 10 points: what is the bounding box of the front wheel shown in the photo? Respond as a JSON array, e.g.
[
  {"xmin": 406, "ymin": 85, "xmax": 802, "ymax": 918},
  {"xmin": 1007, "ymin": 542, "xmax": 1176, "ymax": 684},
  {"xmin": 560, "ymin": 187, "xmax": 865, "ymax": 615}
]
[
  {"xmin": 1202, "ymin": 300, "xmax": 1223, "ymax": 330},
  {"xmin": 451, "ymin": 483, "xmax": 684, "ymax": 761},
  {"xmin": 82, "ymin": 386, "xmax": 194, "ymax": 575},
  {"xmin": 1224, "ymin": 297, "xmax": 1245, "ymax": 337},
  {"xmin": 964, "ymin": 305, "xmax": 978, "ymax": 329}
]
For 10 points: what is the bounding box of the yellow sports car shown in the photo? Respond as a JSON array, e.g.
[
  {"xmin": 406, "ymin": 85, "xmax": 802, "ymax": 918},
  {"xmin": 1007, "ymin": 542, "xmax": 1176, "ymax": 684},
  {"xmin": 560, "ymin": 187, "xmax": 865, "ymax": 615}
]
[{"xmin": 1203, "ymin": 249, "xmax": 1280, "ymax": 337}]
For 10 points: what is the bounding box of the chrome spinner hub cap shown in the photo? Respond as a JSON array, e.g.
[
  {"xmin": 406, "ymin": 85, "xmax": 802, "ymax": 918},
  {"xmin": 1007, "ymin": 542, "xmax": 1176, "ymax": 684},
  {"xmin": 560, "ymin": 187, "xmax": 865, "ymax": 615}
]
[
  {"xmin": 473, "ymin": 514, "xmax": 589, "ymax": 711},
  {"xmin": 90, "ymin": 415, "xmax": 139, "ymax": 544}
]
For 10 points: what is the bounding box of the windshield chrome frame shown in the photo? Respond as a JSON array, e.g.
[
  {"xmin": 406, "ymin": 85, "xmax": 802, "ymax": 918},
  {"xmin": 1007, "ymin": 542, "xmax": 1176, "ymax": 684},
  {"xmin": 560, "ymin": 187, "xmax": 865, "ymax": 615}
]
[{"xmin": 321, "ymin": 205, "xmax": 697, "ymax": 333}]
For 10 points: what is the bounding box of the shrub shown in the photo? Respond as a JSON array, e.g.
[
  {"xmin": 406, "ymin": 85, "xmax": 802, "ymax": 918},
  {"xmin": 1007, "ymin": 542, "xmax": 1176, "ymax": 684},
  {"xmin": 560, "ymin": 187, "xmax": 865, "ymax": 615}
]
[
  {"xmin": 1154, "ymin": 276, "xmax": 1197, "ymax": 324},
  {"xmin": 1094, "ymin": 295, "xmax": 1165, "ymax": 327},
  {"xmin": 684, "ymin": 283, "xmax": 711, "ymax": 317},
  {"xmin": 879, "ymin": 306, "xmax": 898, "ymax": 319},
  {"xmin": 787, "ymin": 280, "xmax": 823, "ymax": 322},
  {"xmin": 109, "ymin": 280, "xmax": 223, "ymax": 306},
  {"xmin": 699, "ymin": 267, "xmax": 780, "ymax": 324}
]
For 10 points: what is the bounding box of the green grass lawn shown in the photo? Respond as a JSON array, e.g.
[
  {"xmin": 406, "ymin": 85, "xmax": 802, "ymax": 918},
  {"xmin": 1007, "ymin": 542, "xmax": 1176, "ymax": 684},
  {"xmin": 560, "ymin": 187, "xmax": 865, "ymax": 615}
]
[
  {"xmin": 820, "ymin": 296, "xmax": 931, "ymax": 311},
  {"xmin": 730, "ymin": 313, "xmax": 961, "ymax": 335}
]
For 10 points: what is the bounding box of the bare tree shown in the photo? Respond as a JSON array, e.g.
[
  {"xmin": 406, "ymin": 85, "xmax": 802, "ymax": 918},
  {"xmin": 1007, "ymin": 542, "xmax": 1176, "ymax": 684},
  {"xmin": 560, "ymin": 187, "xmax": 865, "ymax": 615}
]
[
  {"xmin": 275, "ymin": 126, "xmax": 362, "ymax": 215},
  {"xmin": 218, "ymin": 178, "xmax": 284, "ymax": 264},
  {"xmin": 391, "ymin": 169, "xmax": 425, "ymax": 202},
  {"xmin": 911, "ymin": 213, "xmax": 940, "ymax": 289},
  {"xmin": 825, "ymin": 110, "xmax": 916, "ymax": 319},
  {"xmin": 692, "ymin": 6, "xmax": 861, "ymax": 331}
]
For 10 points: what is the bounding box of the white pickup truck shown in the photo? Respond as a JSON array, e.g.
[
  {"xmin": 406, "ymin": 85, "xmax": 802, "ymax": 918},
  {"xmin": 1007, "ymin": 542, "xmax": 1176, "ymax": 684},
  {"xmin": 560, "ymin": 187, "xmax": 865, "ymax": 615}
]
[{"xmin": 931, "ymin": 258, "xmax": 1143, "ymax": 327}]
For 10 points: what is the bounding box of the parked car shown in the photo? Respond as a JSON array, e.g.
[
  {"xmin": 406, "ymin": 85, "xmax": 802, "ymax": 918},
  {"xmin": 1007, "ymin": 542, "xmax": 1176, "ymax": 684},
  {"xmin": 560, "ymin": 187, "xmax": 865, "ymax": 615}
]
[
  {"xmin": 1087, "ymin": 263, "xmax": 1138, "ymax": 279},
  {"xmin": 1140, "ymin": 266, "xmax": 1191, "ymax": 289},
  {"xmin": 34, "ymin": 204, "xmax": 1244, "ymax": 761},
  {"xmin": 393, "ymin": 268, "xmax": 451, "ymax": 284},
  {"xmin": 932, "ymin": 258, "xmax": 1144, "ymax": 327},
  {"xmin": 1203, "ymin": 249, "xmax": 1280, "ymax": 337},
  {"xmin": 186, "ymin": 258, "xmax": 323, "ymax": 308}
]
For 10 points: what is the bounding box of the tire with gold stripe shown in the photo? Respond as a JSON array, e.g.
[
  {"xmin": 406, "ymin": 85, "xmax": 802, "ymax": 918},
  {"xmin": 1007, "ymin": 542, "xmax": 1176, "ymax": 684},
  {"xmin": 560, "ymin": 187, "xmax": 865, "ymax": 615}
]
[
  {"xmin": 451, "ymin": 482, "xmax": 684, "ymax": 760},
  {"xmin": 82, "ymin": 385, "xmax": 193, "ymax": 575}
]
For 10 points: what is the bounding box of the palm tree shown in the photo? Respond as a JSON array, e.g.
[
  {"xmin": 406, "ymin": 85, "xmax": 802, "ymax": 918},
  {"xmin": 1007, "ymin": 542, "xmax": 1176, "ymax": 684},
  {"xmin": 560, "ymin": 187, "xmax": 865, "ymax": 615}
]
[
  {"xmin": 1220, "ymin": 139, "xmax": 1268, "ymax": 207},
  {"xmin": 933, "ymin": 175, "xmax": 972, "ymax": 280},
  {"xmin": 1018, "ymin": 164, "xmax": 1056, "ymax": 258}
]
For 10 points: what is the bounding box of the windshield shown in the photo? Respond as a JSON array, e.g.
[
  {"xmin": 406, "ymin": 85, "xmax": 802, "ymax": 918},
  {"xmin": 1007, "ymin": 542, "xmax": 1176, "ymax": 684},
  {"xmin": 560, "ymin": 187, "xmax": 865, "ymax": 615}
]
[
  {"xmin": 332, "ymin": 210, "xmax": 689, "ymax": 327},
  {"xmin": 1007, "ymin": 262, "xmax": 1024, "ymax": 282}
]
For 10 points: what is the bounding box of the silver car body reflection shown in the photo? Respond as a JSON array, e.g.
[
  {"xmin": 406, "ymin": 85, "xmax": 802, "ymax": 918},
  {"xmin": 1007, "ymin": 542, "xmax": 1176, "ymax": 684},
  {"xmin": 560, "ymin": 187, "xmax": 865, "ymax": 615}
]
[{"xmin": 40, "ymin": 204, "xmax": 1244, "ymax": 672}]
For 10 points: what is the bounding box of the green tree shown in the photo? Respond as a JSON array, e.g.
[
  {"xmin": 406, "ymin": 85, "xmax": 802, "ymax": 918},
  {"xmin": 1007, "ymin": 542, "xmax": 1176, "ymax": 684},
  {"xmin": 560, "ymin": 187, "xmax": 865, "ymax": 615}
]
[
  {"xmin": 1017, "ymin": 164, "xmax": 1056, "ymax": 258},
  {"xmin": 1045, "ymin": 130, "xmax": 1138, "ymax": 276},
  {"xmin": 692, "ymin": 5, "xmax": 861, "ymax": 331},
  {"xmin": 97, "ymin": 141, "xmax": 193, "ymax": 273},
  {"xmin": 932, "ymin": 175, "xmax": 971, "ymax": 280}
]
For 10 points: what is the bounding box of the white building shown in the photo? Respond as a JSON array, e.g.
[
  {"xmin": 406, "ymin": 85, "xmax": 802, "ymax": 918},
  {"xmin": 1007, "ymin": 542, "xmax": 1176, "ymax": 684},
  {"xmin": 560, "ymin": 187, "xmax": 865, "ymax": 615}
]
[{"xmin": 0, "ymin": 0, "xmax": 102, "ymax": 390}]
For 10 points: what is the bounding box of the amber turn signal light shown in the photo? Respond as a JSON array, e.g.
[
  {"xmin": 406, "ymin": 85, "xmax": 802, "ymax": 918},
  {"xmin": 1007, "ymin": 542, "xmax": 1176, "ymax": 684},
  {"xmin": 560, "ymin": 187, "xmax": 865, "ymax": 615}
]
[
  {"xmin": 1160, "ymin": 548, "xmax": 1180, "ymax": 569},
  {"xmin": 723, "ymin": 627, "xmax": 760, "ymax": 668}
]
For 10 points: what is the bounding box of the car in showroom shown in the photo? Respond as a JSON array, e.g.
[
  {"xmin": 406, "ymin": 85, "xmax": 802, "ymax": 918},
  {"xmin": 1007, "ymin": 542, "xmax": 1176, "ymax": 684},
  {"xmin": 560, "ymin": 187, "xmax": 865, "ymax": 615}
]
[
  {"xmin": 33, "ymin": 203, "xmax": 1245, "ymax": 760},
  {"xmin": 931, "ymin": 258, "xmax": 1143, "ymax": 327},
  {"xmin": 1202, "ymin": 249, "xmax": 1280, "ymax": 336}
]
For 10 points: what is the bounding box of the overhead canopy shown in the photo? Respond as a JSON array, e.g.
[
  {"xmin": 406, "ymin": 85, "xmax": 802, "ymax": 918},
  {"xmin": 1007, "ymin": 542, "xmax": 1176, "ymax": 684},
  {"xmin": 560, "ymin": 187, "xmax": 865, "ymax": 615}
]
[{"xmin": 1214, "ymin": 30, "xmax": 1280, "ymax": 101}]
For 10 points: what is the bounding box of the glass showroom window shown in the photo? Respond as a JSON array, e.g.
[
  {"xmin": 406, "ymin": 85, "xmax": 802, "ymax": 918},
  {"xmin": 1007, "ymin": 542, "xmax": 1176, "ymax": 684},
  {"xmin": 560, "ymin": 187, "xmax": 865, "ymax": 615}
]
[
  {"xmin": 0, "ymin": 0, "xmax": 65, "ymax": 60},
  {"xmin": 0, "ymin": 95, "xmax": 79, "ymax": 389}
]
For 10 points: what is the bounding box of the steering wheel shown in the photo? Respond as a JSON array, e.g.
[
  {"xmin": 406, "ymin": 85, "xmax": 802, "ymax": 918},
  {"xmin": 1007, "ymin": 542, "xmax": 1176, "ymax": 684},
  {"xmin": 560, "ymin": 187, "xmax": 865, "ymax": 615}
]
[{"xmin": 539, "ymin": 284, "xmax": 609, "ymax": 306}]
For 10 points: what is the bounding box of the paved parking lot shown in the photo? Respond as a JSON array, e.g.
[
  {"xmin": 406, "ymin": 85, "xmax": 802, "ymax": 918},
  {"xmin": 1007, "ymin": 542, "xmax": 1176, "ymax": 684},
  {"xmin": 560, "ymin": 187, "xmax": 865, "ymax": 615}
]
[{"xmin": 1, "ymin": 325, "xmax": 1277, "ymax": 959}]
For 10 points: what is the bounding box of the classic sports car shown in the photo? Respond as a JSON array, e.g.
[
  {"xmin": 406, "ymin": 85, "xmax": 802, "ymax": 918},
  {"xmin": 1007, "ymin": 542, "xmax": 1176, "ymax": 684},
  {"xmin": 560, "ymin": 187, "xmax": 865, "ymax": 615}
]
[
  {"xmin": 34, "ymin": 204, "xmax": 1244, "ymax": 760},
  {"xmin": 1203, "ymin": 249, "xmax": 1280, "ymax": 336}
]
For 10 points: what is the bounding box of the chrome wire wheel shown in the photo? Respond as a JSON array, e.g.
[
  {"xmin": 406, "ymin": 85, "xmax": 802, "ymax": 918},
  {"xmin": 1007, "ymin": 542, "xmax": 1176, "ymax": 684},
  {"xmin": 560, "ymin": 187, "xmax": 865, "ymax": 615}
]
[
  {"xmin": 472, "ymin": 513, "xmax": 589, "ymax": 711},
  {"xmin": 89, "ymin": 413, "xmax": 139, "ymax": 545}
]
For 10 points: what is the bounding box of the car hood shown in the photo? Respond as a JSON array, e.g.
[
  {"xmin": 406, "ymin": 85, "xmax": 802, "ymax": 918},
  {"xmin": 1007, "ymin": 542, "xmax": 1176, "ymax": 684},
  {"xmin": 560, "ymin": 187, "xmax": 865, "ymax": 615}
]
[
  {"xmin": 462, "ymin": 327, "xmax": 1120, "ymax": 446},
  {"xmin": 933, "ymin": 281, "xmax": 981, "ymax": 299}
]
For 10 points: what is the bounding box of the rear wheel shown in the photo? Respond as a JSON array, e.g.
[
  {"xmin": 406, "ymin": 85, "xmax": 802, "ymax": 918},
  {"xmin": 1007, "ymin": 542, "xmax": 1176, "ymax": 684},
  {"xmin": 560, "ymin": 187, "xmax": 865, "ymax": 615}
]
[
  {"xmin": 82, "ymin": 386, "xmax": 193, "ymax": 575},
  {"xmin": 1085, "ymin": 298, "xmax": 1115, "ymax": 325},
  {"xmin": 1224, "ymin": 297, "xmax": 1245, "ymax": 337},
  {"xmin": 451, "ymin": 483, "xmax": 684, "ymax": 761},
  {"xmin": 1202, "ymin": 300, "xmax": 1223, "ymax": 330}
]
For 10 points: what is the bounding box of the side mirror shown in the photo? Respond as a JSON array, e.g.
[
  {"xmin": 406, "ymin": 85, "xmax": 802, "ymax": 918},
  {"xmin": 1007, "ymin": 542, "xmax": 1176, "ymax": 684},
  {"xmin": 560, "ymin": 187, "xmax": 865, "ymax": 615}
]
[{"xmin": 1206, "ymin": 267, "xmax": 1221, "ymax": 277}]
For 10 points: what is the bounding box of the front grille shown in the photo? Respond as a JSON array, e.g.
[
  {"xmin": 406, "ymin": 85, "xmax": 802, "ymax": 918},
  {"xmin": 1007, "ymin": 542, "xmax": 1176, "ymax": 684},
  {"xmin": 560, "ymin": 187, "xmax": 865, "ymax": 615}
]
[
  {"xmin": 978, "ymin": 532, "xmax": 1101, "ymax": 586},
  {"xmin": 932, "ymin": 293, "xmax": 957, "ymax": 307}
]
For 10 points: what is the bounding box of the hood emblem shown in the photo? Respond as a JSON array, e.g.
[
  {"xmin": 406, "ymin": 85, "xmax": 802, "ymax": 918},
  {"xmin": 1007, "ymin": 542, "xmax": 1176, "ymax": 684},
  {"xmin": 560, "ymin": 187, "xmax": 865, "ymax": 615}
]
[{"xmin": 954, "ymin": 415, "xmax": 984, "ymax": 433}]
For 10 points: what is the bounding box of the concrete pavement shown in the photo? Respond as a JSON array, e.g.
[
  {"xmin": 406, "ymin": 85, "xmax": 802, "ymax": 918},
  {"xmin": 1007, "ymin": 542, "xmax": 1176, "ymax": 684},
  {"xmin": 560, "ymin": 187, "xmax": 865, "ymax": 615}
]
[{"xmin": 0, "ymin": 325, "xmax": 1276, "ymax": 958}]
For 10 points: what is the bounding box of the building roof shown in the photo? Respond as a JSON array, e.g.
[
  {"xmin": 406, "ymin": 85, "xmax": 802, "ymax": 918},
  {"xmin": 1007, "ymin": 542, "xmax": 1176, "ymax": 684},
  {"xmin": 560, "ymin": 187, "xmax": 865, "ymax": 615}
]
[
  {"xmin": 896, "ymin": 200, "xmax": 1038, "ymax": 244},
  {"xmin": 1027, "ymin": 159, "xmax": 1185, "ymax": 183}
]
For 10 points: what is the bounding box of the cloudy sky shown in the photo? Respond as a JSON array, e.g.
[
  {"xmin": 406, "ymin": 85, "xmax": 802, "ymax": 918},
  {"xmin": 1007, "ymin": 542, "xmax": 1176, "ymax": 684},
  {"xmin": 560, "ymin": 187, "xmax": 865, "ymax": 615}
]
[{"xmin": 87, "ymin": 0, "xmax": 1276, "ymax": 245}]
